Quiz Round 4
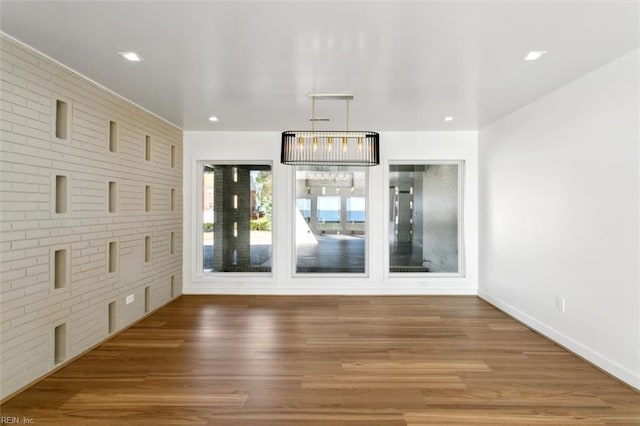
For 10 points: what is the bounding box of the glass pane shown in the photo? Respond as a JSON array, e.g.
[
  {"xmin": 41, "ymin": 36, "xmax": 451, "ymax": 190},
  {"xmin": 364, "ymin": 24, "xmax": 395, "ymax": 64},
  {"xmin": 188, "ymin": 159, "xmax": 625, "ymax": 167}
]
[
  {"xmin": 296, "ymin": 198, "xmax": 311, "ymax": 219},
  {"xmin": 317, "ymin": 196, "xmax": 340, "ymax": 223},
  {"xmin": 202, "ymin": 164, "xmax": 272, "ymax": 273},
  {"xmin": 347, "ymin": 197, "xmax": 365, "ymax": 221},
  {"xmin": 389, "ymin": 164, "xmax": 459, "ymax": 273},
  {"xmin": 295, "ymin": 167, "xmax": 366, "ymax": 273}
]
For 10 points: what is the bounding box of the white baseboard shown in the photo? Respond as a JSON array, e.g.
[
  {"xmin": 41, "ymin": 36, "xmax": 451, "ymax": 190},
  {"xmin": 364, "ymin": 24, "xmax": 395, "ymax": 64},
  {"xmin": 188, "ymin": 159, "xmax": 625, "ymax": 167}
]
[
  {"xmin": 183, "ymin": 280, "xmax": 477, "ymax": 296},
  {"xmin": 183, "ymin": 286, "xmax": 478, "ymax": 296},
  {"xmin": 478, "ymin": 290, "xmax": 640, "ymax": 391}
]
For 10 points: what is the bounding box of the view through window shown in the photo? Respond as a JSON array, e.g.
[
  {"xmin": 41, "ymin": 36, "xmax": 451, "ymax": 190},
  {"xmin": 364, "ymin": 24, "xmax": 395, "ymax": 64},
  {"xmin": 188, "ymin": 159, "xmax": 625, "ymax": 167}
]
[
  {"xmin": 202, "ymin": 164, "xmax": 272, "ymax": 273},
  {"xmin": 295, "ymin": 167, "xmax": 367, "ymax": 273}
]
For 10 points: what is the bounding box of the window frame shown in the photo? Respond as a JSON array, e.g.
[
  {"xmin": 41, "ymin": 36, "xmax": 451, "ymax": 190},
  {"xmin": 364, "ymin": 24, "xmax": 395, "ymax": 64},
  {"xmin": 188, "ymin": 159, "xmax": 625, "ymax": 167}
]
[
  {"xmin": 292, "ymin": 166, "xmax": 370, "ymax": 278},
  {"xmin": 385, "ymin": 160, "xmax": 466, "ymax": 278},
  {"xmin": 196, "ymin": 160, "xmax": 274, "ymax": 278}
]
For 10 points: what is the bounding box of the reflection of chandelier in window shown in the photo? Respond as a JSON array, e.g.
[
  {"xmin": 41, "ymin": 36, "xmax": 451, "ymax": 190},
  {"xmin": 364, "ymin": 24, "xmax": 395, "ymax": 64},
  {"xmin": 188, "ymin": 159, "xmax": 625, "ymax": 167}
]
[
  {"xmin": 281, "ymin": 93, "xmax": 380, "ymax": 166},
  {"xmin": 305, "ymin": 171, "xmax": 353, "ymax": 182}
]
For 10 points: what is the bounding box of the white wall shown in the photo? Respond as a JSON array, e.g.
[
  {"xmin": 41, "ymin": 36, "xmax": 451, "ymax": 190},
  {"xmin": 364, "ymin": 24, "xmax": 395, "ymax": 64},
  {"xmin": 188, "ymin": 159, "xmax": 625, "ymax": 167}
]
[
  {"xmin": 183, "ymin": 131, "xmax": 477, "ymax": 295},
  {"xmin": 0, "ymin": 35, "xmax": 183, "ymax": 400},
  {"xmin": 479, "ymin": 49, "xmax": 640, "ymax": 389}
]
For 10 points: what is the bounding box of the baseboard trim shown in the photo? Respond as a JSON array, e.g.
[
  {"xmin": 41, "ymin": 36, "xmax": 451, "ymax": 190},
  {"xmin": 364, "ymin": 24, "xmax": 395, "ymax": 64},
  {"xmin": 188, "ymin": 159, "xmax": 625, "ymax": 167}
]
[
  {"xmin": 478, "ymin": 291, "xmax": 640, "ymax": 392},
  {"xmin": 183, "ymin": 282, "xmax": 477, "ymax": 296}
]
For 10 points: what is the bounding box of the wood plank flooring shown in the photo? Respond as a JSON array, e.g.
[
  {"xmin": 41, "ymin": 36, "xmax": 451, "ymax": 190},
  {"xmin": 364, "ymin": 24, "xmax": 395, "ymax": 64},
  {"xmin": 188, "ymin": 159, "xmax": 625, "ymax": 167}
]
[{"xmin": 2, "ymin": 296, "xmax": 639, "ymax": 425}]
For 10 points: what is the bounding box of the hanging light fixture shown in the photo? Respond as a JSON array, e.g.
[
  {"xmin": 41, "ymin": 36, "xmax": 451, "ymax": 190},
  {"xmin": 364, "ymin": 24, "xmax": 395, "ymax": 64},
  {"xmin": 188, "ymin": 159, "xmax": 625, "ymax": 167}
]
[{"xmin": 281, "ymin": 93, "xmax": 379, "ymax": 166}]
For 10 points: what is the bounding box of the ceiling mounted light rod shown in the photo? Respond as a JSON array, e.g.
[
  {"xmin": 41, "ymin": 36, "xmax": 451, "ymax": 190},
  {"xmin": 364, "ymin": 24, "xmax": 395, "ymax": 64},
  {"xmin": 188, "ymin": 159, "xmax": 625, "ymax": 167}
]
[
  {"xmin": 281, "ymin": 92, "xmax": 379, "ymax": 166},
  {"xmin": 312, "ymin": 96, "xmax": 316, "ymax": 131}
]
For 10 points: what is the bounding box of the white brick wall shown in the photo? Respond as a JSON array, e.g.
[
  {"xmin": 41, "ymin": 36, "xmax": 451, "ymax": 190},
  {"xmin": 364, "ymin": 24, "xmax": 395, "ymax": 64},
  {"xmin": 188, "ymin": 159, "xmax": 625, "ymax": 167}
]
[{"xmin": 0, "ymin": 34, "xmax": 183, "ymax": 400}]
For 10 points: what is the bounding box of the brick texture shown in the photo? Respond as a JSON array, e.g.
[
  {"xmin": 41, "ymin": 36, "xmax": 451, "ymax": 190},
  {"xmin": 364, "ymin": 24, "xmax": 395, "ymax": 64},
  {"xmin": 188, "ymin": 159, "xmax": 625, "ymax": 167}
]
[{"xmin": 0, "ymin": 34, "xmax": 183, "ymax": 400}]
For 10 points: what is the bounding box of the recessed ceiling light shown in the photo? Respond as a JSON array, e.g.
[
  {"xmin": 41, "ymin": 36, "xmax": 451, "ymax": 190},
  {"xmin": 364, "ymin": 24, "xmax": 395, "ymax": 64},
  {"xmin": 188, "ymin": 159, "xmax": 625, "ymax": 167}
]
[
  {"xmin": 118, "ymin": 52, "xmax": 142, "ymax": 62},
  {"xmin": 208, "ymin": 116, "xmax": 219, "ymax": 122},
  {"xmin": 443, "ymin": 116, "xmax": 454, "ymax": 122},
  {"xmin": 524, "ymin": 51, "xmax": 547, "ymax": 61}
]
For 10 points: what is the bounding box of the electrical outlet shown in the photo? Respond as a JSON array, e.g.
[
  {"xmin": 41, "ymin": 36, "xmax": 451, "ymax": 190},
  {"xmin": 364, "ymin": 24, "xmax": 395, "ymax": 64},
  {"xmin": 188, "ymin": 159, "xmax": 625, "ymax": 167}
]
[
  {"xmin": 126, "ymin": 294, "xmax": 134, "ymax": 305},
  {"xmin": 555, "ymin": 296, "xmax": 565, "ymax": 312}
]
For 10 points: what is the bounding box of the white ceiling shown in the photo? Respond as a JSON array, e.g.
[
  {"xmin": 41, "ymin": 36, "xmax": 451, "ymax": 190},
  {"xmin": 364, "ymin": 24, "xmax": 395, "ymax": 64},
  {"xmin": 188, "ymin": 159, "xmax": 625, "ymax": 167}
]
[{"xmin": 1, "ymin": 1, "xmax": 638, "ymax": 131}]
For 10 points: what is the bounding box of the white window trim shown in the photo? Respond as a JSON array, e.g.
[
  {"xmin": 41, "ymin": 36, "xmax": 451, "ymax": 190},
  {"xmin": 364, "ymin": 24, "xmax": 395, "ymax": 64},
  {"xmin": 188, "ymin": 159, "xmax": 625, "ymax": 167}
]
[
  {"xmin": 195, "ymin": 160, "xmax": 274, "ymax": 279},
  {"xmin": 385, "ymin": 160, "xmax": 466, "ymax": 279},
  {"xmin": 291, "ymin": 166, "xmax": 370, "ymax": 278}
]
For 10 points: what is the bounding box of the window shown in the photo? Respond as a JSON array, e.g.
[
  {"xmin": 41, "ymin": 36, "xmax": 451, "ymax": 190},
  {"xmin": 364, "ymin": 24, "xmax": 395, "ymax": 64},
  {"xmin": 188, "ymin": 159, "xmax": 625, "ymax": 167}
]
[
  {"xmin": 389, "ymin": 163, "xmax": 463, "ymax": 274},
  {"xmin": 296, "ymin": 198, "xmax": 311, "ymax": 221},
  {"xmin": 295, "ymin": 167, "xmax": 367, "ymax": 274},
  {"xmin": 317, "ymin": 196, "xmax": 340, "ymax": 224},
  {"xmin": 201, "ymin": 163, "xmax": 272, "ymax": 273},
  {"xmin": 346, "ymin": 197, "xmax": 365, "ymax": 220}
]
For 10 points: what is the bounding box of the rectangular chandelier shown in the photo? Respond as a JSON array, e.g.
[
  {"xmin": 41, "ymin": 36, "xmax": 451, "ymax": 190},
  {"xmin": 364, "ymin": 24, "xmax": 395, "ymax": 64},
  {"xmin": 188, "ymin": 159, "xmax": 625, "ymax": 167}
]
[
  {"xmin": 281, "ymin": 92, "xmax": 380, "ymax": 166},
  {"xmin": 281, "ymin": 130, "xmax": 379, "ymax": 166}
]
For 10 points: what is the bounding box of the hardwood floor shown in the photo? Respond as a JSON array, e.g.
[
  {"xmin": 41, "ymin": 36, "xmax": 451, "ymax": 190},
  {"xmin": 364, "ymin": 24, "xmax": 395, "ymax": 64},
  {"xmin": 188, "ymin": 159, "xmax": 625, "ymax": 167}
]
[{"xmin": 2, "ymin": 296, "xmax": 639, "ymax": 425}]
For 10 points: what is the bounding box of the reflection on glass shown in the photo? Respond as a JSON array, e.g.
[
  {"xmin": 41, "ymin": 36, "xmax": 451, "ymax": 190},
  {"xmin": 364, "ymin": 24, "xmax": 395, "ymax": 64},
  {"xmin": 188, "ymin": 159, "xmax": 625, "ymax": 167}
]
[
  {"xmin": 296, "ymin": 198, "xmax": 311, "ymax": 220},
  {"xmin": 295, "ymin": 167, "xmax": 367, "ymax": 273},
  {"xmin": 347, "ymin": 197, "xmax": 365, "ymax": 222},
  {"xmin": 389, "ymin": 164, "xmax": 460, "ymax": 273},
  {"xmin": 317, "ymin": 196, "xmax": 340, "ymax": 223},
  {"xmin": 202, "ymin": 164, "xmax": 272, "ymax": 273}
]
